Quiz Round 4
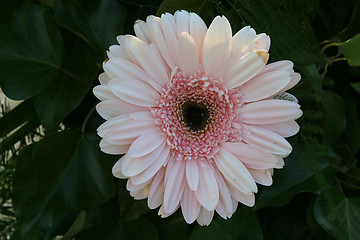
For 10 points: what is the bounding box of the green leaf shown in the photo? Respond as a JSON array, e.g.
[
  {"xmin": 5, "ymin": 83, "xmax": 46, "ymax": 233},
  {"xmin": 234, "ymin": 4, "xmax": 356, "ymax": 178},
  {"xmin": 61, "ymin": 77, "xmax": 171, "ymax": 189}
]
[
  {"xmin": 32, "ymin": 41, "xmax": 98, "ymax": 132},
  {"xmin": 54, "ymin": 0, "xmax": 127, "ymax": 58},
  {"xmin": 156, "ymin": 0, "xmax": 215, "ymax": 24},
  {"xmin": 62, "ymin": 211, "xmax": 87, "ymax": 240},
  {"xmin": 255, "ymin": 147, "xmax": 335, "ymax": 209},
  {"xmin": 13, "ymin": 131, "xmax": 116, "ymax": 238},
  {"xmin": 339, "ymin": 33, "xmax": 360, "ymax": 66},
  {"xmin": 314, "ymin": 187, "xmax": 360, "ymax": 240},
  {"xmin": 350, "ymin": 81, "xmax": 360, "ymax": 93},
  {"xmin": 0, "ymin": 5, "xmax": 64, "ymax": 100},
  {"xmin": 336, "ymin": 0, "xmax": 360, "ymax": 41},
  {"xmin": 122, "ymin": 217, "xmax": 159, "ymax": 240},
  {"xmin": 320, "ymin": 90, "xmax": 346, "ymax": 145},
  {"xmin": 189, "ymin": 207, "xmax": 263, "ymax": 240}
]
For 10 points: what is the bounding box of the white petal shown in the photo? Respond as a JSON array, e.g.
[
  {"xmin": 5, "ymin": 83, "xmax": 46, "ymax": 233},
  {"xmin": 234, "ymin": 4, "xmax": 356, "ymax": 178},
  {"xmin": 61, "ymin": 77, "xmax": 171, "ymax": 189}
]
[
  {"xmin": 226, "ymin": 182, "xmax": 255, "ymax": 207},
  {"xmin": 186, "ymin": 159, "xmax": 199, "ymax": 191},
  {"xmin": 223, "ymin": 50, "xmax": 268, "ymax": 89},
  {"xmin": 259, "ymin": 60, "xmax": 294, "ymax": 74},
  {"xmin": 281, "ymin": 72, "xmax": 301, "ymax": 92},
  {"xmin": 93, "ymin": 85, "xmax": 117, "ymax": 101},
  {"xmin": 104, "ymin": 58, "xmax": 162, "ymax": 92},
  {"xmin": 240, "ymin": 70, "xmax": 291, "ymax": 102},
  {"xmin": 163, "ymin": 160, "xmax": 186, "ymax": 213},
  {"xmin": 189, "ymin": 12, "xmax": 207, "ymax": 63},
  {"xmin": 221, "ymin": 142, "xmax": 278, "ymax": 169},
  {"xmin": 97, "ymin": 114, "xmax": 131, "ymax": 137},
  {"xmin": 161, "ymin": 13, "xmax": 178, "ymax": 65},
  {"xmin": 122, "ymin": 35, "xmax": 170, "ymax": 86},
  {"xmin": 260, "ymin": 120, "xmax": 300, "ymax": 137},
  {"xmin": 112, "ymin": 157, "xmax": 126, "ymax": 179},
  {"xmin": 134, "ymin": 20, "xmax": 151, "ymax": 43},
  {"xmin": 107, "ymin": 45, "xmax": 131, "ymax": 61},
  {"xmin": 108, "ymin": 78, "xmax": 159, "ymax": 107},
  {"xmin": 177, "ymin": 32, "xmax": 199, "ymax": 76},
  {"xmin": 239, "ymin": 99, "xmax": 302, "ymax": 124},
  {"xmin": 121, "ymin": 142, "xmax": 164, "ymax": 177},
  {"xmin": 214, "ymin": 147, "xmax": 257, "ymax": 194},
  {"xmin": 96, "ymin": 99, "xmax": 146, "ymax": 120},
  {"xmin": 202, "ymin": 16, "xmax": 232, "ymax": 76},
  {"xmin": 214, "ymin": 169, "xmax": 233, "ymax": 219},
  {"xmin": 232, "ymin": 26, "xmax": 257, "ymax": 58},
  {"xmin": 127, "ymin": 128, "xmax": 166, "ymax": 157},
  {"xmin": 196, "ymin": 207, "xmax": 214, "ymax": 226},
  {"xmin": 104, "ymin": 120, "xmax": 155, "ymax": 145},
  {"xmin": 148, "ymin": 167, "xmax": 166, "ymax": 209},
  {"xmin": 158, "ymin": 203, "xmax": 180, "ymax": 218},
  {"xmin": 181, "ymin": 185, "xmax": 201, "ymax": 224},
  {"xmin": 175, "ymin": 10, "xmax": 190, "ymax": 35},
  {"xmin": 242, "ymin": 125, "xmax": 293, "ymax": 155},
  {"xmin": 195, "ymin": 162, "xmax": 219, "ymax": 211},
  {"xmin": 99, "ymin": 72, "xmax": 111, "ymax": 85},
  {"xmin": 100, "ymin": 139, "xmax": 129, "ymax": 155},
  {"xmin": 131, "ymin": 145, "xmax": 170, "ymax": 185},
  {"xmin": 248, "ymin": 169, "xmax": 273, "ymax": 186},
  {"xmin": 254, "ymin": 33, "xmax": 270, "ymax": 51}
]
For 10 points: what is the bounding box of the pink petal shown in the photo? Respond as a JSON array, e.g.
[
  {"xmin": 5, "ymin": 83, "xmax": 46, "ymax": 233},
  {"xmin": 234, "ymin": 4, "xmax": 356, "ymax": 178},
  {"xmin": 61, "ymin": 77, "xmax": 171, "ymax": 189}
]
[
  {"xmin": 127, "ymin": 129, "xmax": 166, "ymax": 158},
  {"xmin": 134, "ymin": 20, "xmax": 151, "ymax": 43},
  {"xmin": 214, "ymin": 169, "xmax": 233, "ymax": 219},
  {"xmin": 161, "ymin": 13, "xmax": 178, "ymax": 66},
  {"xmin": 177, "ymin": 32, "xmax": 199, "ymax": 76},
  {"xmin": 181, "ymin": 185, "xmax": 201, "ymax": 224},
  {"xmin": 242, "ymin": 125, "xmax": 293, "ymax": 155},
  {"xmin": 226, "ymin": 181, "xmax": 255, "ymax": 207},
  {"xmin": 131, "ymin": 145, "xmax": 170, "ymax": 185},
  {"xmin": 93, "ymin": 85, "xmax": 116, "ymax": 101},
  {"xmin": 100, "ymin": 139, "xmax": 129, "ymax": 155},
  {"xmin": 186, "ymin": 159, "xmax": 199, "ymax": 191},
  {"xmin": 260, "ymin": 120, "xmax": 300, "ymax": 137},
  {"xmin": 121, "ymin": 142, "xmax": 164, "ymax": 177},
  {"xmin": 239, "ymin": 99, "xmax": 302, "ymax": 124},
  {"xmin": 189, "ymin": 12, "xmax": 207, "ymax": 63},
  {"xmin": 240, "ymin": 70, "xmax": 291, "ymax": 102},
  {"xmin": 98, "ymin": 72, "xmax": 110, "ymax": 85},
  {"xmin": 195, "ymin": 162, "xmax": 219, "ymax": 211},
  {"xmin": 108, "ymin": 78, "xmax": 159, "ymax": 107},
  {"xmin": 223, "ymin": 50, "xmax": 268, "ymax": 89},
  {"xmin": 148, "ymin": 167, "xmax": 166, "ymax": 209},
  {"xmin": 259, "ymin": 60, "xmax": 294, "ymax": 75},
  {"xmin": 202, "ymin": 16, "xmax": 232, "ymax": 77},
  {"xmin": 254, "ymin": 33, "xmax": 270, "ymax": 51},
  {"xmin": 248, "ymin": 168, "xmax": 273, "ymax": 186},
  {"xmin": 96, "ymin": 99, "xmax": 146, "ymax": 120},
  {"xmin": 112, "ymin": 157, "xmax": 126, "ymax": 179},
  {"xmin": 214, "ymin": 147, "xmax": 257, "ymax": 194},
  {"xmin": 281, "ymin": 72, "xmax": 301, "ymax": 92},
  {"xmin": 107, "ymin": 45, "xmax": 131, "ymax": 61},
  {"xmin": 104, "ymin": 120, "xmax": 154, "ymax": 145},
  {"xmin": 196, "ymin": 207, "xmax": 214, "ymax": 226},
  {"xmin": 220, "ymin": 142, "xmax": 278, "ymax": 169},
  {"xmin": 163, "ymin": 160, "xmax": 186, "ymax": 213},
  {"xmin": 97, "ymin": 114, "xmax": 131, "ymax": 137}
]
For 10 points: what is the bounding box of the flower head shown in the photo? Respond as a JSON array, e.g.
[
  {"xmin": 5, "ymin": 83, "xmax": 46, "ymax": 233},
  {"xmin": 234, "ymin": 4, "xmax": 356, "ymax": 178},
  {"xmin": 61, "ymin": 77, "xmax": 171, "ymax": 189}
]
[{"xmin": 94, "ymin": 10, "xmax": 302, "ymax": 225}]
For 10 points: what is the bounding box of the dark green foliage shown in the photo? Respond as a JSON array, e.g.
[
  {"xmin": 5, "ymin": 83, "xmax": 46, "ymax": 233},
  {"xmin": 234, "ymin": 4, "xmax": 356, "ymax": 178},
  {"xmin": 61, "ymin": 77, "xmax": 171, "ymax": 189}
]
[{"xmin": 0, "ymin": 0, "xmax": 359, "ymax": 239}]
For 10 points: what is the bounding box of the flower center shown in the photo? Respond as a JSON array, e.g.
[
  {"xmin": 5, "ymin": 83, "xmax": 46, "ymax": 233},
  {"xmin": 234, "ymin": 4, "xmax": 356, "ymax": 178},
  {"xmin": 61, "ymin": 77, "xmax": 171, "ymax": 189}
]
[
  {"xmin": 151, "ymin": 69, "xmax": 243, "ymax": 161},
  {"xmin": 182, "ymin": 101, "xmax": 210, "ymax": 131}
]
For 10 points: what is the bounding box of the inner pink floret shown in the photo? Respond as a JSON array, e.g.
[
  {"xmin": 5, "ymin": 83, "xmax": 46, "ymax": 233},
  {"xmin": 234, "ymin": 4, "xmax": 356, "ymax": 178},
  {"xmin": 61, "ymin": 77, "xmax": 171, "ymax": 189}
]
[{"xmin": 151, "ymin": 69, "xmax": 243, "ymax": 161}]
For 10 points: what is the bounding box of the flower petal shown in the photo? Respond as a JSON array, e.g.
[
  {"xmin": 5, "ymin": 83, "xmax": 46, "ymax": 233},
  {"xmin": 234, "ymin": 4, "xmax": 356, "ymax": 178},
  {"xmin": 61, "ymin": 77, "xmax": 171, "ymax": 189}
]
[
  {"xmin": 177, "ymin": 32, "xmax": 199, "ymax": 76},
  {"xmin": 93, "ymin": 85, "xmax": 117, "ymax": 101},
  {"xmin": 223, "ymin": 50, "xmax": 268, "ymax": 89},
  {"xmin": 131, "ymin": 145, "xmax": 170, "ymax": 185},
  {"xmin": 161, "ymin": 13, "xmax": 178, "ymax": 65},
  {"xmin": 112, "ymin": 157, "xmax": 126, "ymax": 179},
  {"xmin": 242, "ymin": 125, "xmax": 293, "ymax": 155},
  {"xmin": 181, "ymin": 185, "xmax": 201, "ymax": 224},
  {"xmin": 107, "ymin": 45, "xmax": 131, "ymax": 60},
  {"xmin": 221, "ymin": 142, "xmax": 278, "ymax": 169},
  {"xmin": 202, "ymin": 16, "xmax": 232, "ymax": 76},
  {"xmin": 96, "ymin": 99, "xmax": 146, "ymax": 120},
  {"xmin": 226, "ymin": 182, "xmax": 255, "ymax": 207},
  {"xmin": 108, "ymin": 78, "xmax": 159, "ymax": 107},
  {"xmin": 99, "ymin": 72, "xmax": 111, "ymax": 85},
  {"xmin": 254, "ymin": 33, "xmax": 270, "ymax": 51},
  {"xmin": 240, "ymin": 70, "xmax": 291, "ymax": 102},
  {"xmin": 148, "ymin": 167, "xmax": 166, "ymax": 209},
  {"xmin": 189, "ymin": 12, "xmax": 207, "ymax": 63},
  {"xmin": 195, "ymin": 162, "xmax": 219, "ymax": 211},
  {"xmin": 214, "ymin": 147, "xmax": 257, "ymax": 194},
  {"xmin": 260, "ymin": 120, "xmax": 300, "ymax": 137},
  {"xmin": 231, "ymin": 26, "xmax": 257, "ymax": 57},
  {"xmin": 214, "ymin": 169, "xmax": 233, "ymax": 219},
  {"xmin": 97, "ymin": 114, "xmax": 131, "ymax": 137},
  {"xmin": 175, "ymin": 10, "xmax": 190, "ymax": 35},
  {"xmin": 239, "ymin": 99, "xmax": 302, "ymax": 125},
  {"xmin": 122, "ymin": 35, "xmax": 170, "ymax": 86},
  {"xmin": 196, "ymin": 207, "xmax": 214, "ymax": 226},
  {"xmin": 134, "ymin": 20, "xmax": 151, "ymax": 43},
  {"xmin": 100, "ymin": 139, "xmax": 129, "ymax": 155},
  {"xmin": 163, "ymin": 160, "xmax": 186, "ymax": 213},
  {"xmin": 248, "ymin": 168, "xmax": 273, "ymax": 186},
  {"xmin": 127, "ymin": 128, "xmax": 166, "ymax": 158},
  {"xmin": 104, "ymin": 120, "xmax": 155, "ymax": 145},
  {"xmin": 186, "ymin": 159, "xmax": 199, "ymax": 191},
  {"xmin": 121, "ymin": 142, "xmax": 164, "ymax": 177}
]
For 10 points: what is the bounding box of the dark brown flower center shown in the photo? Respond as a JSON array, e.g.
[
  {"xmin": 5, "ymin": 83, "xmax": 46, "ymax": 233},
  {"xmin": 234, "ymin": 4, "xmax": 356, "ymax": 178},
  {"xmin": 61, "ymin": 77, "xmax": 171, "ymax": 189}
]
[{"xmin": 181, "ymin": 101, "xmax": 210, "ymax": 131}]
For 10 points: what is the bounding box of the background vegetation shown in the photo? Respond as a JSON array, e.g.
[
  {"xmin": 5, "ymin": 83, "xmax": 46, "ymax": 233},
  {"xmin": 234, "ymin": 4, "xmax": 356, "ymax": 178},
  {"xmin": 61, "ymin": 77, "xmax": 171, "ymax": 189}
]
[{"xmin": 0, "ymin": 0, "xmax": 359, "ymax": 239}]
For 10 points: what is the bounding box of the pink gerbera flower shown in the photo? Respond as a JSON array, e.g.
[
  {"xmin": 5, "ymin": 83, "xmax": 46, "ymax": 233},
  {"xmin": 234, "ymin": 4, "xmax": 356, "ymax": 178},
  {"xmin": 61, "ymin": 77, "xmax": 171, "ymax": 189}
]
[{"xmin": 93, "ymin": 10, "xmax": 302, "ymax": 225}]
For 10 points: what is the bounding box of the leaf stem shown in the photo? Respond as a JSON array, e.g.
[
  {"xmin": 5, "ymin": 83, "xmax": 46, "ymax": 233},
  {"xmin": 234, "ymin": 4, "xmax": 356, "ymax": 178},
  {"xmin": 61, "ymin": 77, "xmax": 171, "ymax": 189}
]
[
  {"xmin": 59, "ymin": 67, "xmax": 95, "ymax": 87},
  {"xmin": 82, "ymin": 106, "xmax": 96, "ymax": 134}
]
